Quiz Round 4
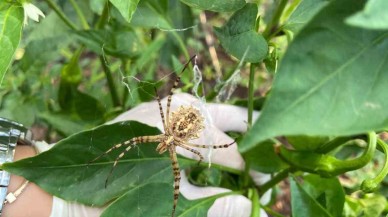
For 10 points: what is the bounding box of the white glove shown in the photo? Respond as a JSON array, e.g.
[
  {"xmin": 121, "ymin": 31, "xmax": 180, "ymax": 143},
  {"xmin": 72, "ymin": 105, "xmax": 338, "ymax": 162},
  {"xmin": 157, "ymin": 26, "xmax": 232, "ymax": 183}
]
[
  {"xmin": 45, "ymin": 93, "xmax": 270, "ymax": 217},
  {"xmin": 112, "ymin": 93, "xmax": 270, "ymax": 217}
]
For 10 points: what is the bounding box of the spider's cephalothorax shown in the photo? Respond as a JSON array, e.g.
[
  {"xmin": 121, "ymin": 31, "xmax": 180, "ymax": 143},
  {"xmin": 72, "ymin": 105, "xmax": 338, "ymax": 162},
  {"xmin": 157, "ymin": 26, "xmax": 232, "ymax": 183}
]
[
  {"xmin": 90, "ymin": 55, "xmax": 235, "ymax": 217},
  {"xmin": 170, "ymin": 106, "xmax": 204, "ymax": 140}
]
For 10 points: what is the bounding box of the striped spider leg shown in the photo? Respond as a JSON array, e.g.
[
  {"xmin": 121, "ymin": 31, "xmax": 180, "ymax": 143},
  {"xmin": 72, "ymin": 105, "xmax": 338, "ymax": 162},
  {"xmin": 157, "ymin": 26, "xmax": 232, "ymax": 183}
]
[{"xmin": 90, "ymin": 55, "xmax": 235, "ymax": 217}]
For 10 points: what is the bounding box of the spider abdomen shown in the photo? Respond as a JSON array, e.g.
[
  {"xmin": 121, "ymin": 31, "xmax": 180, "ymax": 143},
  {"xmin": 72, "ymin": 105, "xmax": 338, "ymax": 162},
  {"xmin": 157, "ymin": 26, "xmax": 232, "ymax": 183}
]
[{"xmin": 170, "ymin": 106, "xmax": 204, "ymax": 140}]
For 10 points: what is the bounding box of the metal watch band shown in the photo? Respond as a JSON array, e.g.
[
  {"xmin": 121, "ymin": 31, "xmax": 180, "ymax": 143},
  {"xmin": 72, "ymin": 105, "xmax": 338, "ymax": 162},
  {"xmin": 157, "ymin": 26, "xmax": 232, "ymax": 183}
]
[{"xmin": 0, "ymin": 118, "xmax": 31, "ymax": 214}]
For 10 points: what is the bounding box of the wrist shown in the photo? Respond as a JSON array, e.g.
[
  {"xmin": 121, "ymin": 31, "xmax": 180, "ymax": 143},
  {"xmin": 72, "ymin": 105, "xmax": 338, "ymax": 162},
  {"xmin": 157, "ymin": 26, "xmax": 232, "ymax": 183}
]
[{"xmin": 6, "ymin": 145, "xmax": 36, "ymax": 193}]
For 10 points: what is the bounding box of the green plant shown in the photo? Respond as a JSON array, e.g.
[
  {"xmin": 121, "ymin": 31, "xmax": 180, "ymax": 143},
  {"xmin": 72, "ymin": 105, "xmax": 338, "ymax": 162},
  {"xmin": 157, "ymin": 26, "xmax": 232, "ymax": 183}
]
[{"xmin": 1, "ymin": 0, "xmax": 388, "ymax": 216}]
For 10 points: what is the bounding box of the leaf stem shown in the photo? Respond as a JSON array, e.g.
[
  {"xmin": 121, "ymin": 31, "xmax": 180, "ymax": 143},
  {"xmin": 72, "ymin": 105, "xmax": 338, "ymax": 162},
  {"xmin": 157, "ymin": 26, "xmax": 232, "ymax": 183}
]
[
  {"xmin": 99, "ymin": 55, "xmax": 121, "ymax": 107},
  {"xmin": 44, "ymin": 0, "xmax": 78, "ymax": 30},
  {"xmin": 248, "ymin": 63, "xmax": 256, "ymax": 126},
  {"xmin": 248, "ymin": 188, "xmax": 261, "ymax": 217},
  {"xmin": 263, "ymin": 0, "xmax": 288, "ymax": 39},
  {"xmin": 316, "ymin": 136, "xmax": 355, "ymax": 153},
  {"xmin": 69, "ymin": 0, "xmax": 90, "ymax": 29},
  {"xmin": 258, "ymin": 167, "xmax": 294, "ymax": 194}
]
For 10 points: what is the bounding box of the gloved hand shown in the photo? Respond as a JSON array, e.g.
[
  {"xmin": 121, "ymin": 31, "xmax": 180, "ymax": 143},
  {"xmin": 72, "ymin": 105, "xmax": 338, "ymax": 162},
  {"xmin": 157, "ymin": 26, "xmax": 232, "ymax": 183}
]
[
  {"xmin": 110, "ymin": 93, "xmax": 270, "ymax": 217},
  {"xmin": 43, "ymin": 93, "xmax": 271, "ymax": 217}
]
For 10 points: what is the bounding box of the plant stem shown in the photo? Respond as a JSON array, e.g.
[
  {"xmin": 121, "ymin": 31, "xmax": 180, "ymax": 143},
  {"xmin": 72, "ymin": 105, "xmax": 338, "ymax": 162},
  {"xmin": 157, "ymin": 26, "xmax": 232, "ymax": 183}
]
[
  {"xmin": 316, "ymin": 136, "xmax": 355, "ymax": 154},
  {"xmin": 248, "ymin": 64, "xmax": 256, "ymax": 127},
  {"xmin": 263, "ymin": 0, "xmax": 288, "ymax": 39},
  {"xmin": 69, "ymin": 0, "xmax": 90, "ymax": 29},
  {"xmin": 259, "ymin": 167, "xmax": 293, "ymax": 194},
  {"xmin": 99, "ymin": 56, "xmax": 121, "ymax": 107},
  {"xmin": 361, "ymin": 138, "xmax": 388, "ymax": 193},
  {"xmin": 248, "ymin": 188, "xmax": 261, "ymax": 217},
  {"xmin": 44, "ymin": 0, "xmax": 78, "ymax": 30}
]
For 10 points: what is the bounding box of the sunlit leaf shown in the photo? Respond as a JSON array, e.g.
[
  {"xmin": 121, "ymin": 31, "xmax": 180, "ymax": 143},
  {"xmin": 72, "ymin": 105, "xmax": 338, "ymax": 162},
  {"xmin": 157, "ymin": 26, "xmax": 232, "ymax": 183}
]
[{"xmin": 0, "ymin": 2, "xmax": 23, "ymax": 86}]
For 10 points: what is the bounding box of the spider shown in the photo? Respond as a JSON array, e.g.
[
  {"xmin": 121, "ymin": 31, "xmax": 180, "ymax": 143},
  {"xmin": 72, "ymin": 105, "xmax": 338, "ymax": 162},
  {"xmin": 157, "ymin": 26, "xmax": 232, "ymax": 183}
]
[{"xmin": 90, "ymin": 55, "xmax": 235, "ymax": 217}]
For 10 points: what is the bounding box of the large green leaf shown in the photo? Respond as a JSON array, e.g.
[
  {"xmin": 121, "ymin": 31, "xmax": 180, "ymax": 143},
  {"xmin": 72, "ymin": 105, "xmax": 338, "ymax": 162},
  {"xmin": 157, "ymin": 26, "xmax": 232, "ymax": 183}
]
[
  {"xmin": 290, "ymin": 178, "xmax": 332, "ymax": 217},
  {"xmin": 239, "ymin": 0, "xmax": 388, "ymax": 153},
  {"xmin": 0, "ymin": 2, "xmax": 23, "ymax": 86},
  {"xmin": 1, "ymin": 121, "xmax": 195, "ymax": 206},
  {"xmin": 282, "ymin": 0, "xmax": 330, "ymax": 34},
  {"xmin": 346, "ymin": 0, "xmax": 388, "ymax": 30},
  {"xmin": 214, "ymin": 4, "xmax": 268, "ymax": 63},
  {"xmin": 180, "ymin": 0, "xmax": 245, "ymax": 12},
  {"xmin": 109, "ymin": 0, "xmax": 140, "ymax": 23},
  {"xmin": 101, "ymin": 182, "xmax": 233, "ymax": 217}
]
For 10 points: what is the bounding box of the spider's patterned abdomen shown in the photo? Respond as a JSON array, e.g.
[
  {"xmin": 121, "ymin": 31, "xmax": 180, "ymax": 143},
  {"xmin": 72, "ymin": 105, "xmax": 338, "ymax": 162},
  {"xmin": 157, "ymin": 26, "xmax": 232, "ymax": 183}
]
[{"xmin": 170, "ymin": 106, "xmax": 204, "ymax": 140}]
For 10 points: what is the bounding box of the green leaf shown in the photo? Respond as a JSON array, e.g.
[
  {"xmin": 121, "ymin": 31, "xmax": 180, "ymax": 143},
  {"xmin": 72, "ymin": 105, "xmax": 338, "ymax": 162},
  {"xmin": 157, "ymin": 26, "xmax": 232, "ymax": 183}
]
[
  {"xmin": 243, "ymin": 140, "xmax": 287, "ymax": 173},
  {"xmin": 1, "ymin": 121, "xmax": 195, "ymax": 207},
  {"xmin": 73, "ymin": 29, "xmax": 140, "ymax": 58},
  {"xmin": 109, "ymin": 0, "xmax": 140, "ymax": 23},
  {"xmin": 214, "ymin": 4, "xmax": 268, "ymax": 63},
  {"xmin": 239, "ymin": 0, "xmax": 388, "ymax": 153},
  {"xmin": 282, "ymin": 0, "xmax": 330, "ymax": 34},
  {"xmin": 303, "ymin": 175, "xmax": 345, "ymax": 217},
  {"xmin": 290, "ymin": 178, "xmax": 332, "ymax": 217},
  {"xmin": 346, "ymin": 0, "xmax": 388, "ymax": 30},
  {"xmin": 102, "ymin": 182, "xmax": 232, "ymax": 217},
  {"xmin": 180, "ymin": 0, "xmax": 245, "ymax": 12},
  {"xmin": 0, "ymin": 2, "xmax": 23, "ymax": 86}
]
